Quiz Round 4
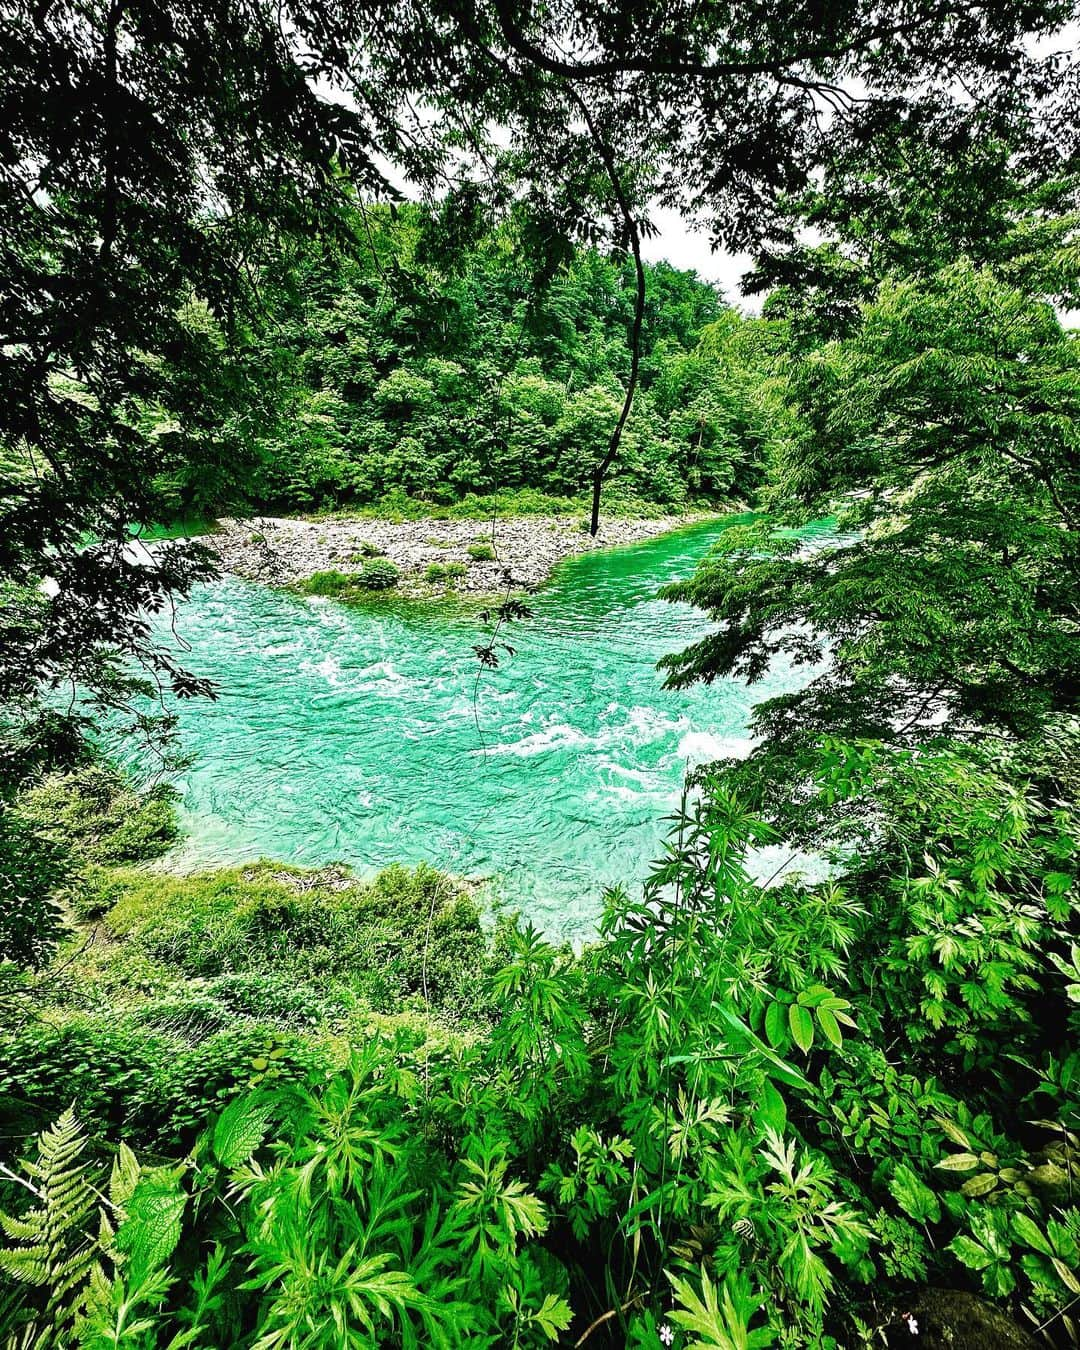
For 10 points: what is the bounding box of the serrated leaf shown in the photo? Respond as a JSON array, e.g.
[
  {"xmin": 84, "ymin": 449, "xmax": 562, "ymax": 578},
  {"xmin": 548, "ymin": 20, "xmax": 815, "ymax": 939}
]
[
  {"xmin": 116, "ymin": 1174, "xmax": 186, "ymax": 1274},
  {"xmin": 533, "ymin": 1293, "xmax": 573, "ymax": 1341},
  {"xmin": 212, "ymin": 1095, "xmax": 271, "ymax": 1168}
]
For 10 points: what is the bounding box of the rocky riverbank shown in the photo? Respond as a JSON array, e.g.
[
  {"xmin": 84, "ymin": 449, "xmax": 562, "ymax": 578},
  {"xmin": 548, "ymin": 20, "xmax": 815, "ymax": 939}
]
[{"xmin": 210, "ymin": 511, "xmax": 717, "ymax": 595}]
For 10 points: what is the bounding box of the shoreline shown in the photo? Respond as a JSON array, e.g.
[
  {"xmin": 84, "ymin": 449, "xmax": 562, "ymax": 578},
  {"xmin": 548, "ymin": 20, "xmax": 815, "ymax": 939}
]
[{"xmin": 210, "ymin": 508, "xmax": 724, "ymax": 596}]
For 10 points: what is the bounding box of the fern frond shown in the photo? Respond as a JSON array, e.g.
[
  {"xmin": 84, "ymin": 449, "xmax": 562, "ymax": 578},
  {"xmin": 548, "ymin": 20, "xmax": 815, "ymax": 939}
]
[
  {"xmin": 0, "ymin": 1217, "xmax": 43, "ymax": 1245},
  {"xmin": 0, "ymin": 1249, "xmax": 50, "ymax": 1286},
  {"xmin": 0, "ymin": 1109, "xmax": 104, "ymax": 1343}
]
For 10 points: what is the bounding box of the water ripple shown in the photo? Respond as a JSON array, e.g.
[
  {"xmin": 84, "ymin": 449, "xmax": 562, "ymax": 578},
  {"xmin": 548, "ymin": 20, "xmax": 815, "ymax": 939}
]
[{"xmin": 136, "ymin": 516, "xmax": 830, "ymax": 938}]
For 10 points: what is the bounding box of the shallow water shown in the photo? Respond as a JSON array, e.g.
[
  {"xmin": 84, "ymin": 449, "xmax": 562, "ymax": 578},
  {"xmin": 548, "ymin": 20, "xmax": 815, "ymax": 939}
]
[{"xmin": 144, "ymin": 515, "xmax": 830, "ymax": 938}]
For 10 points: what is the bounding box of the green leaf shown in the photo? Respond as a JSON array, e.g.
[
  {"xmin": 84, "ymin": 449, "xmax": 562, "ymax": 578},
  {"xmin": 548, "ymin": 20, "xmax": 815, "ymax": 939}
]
[
  {"xmin": 936, "ymin": 1153, "xmax": 980, "ymax": 1172},
  {"xmin": 764, "ymin": 1000, "xmax": 788, "ymax": 1049},
  {"xmin": 212, "ymin": 1094, "xmax": 271, "ymax": 1168},
  {"xmin": 788, "ymin": 1004, "xmax": 814, "ymax": 1054},
  {"xmin": 949, "ymin": 1236, "xmax": 993, "ymax": 1271},
  {"xmin": 960, "ymin": 1173, "xmax": 999, "ymax": 1197},
  {"xmin": 1052, "ymin": 1257, "xmax": 1080, "ymax": 1294},
  {"xmin": 888, "ymin": 1164, "xmax": 941, "ymax": 1224},
  {"xmin": 115, "ymin": 1173, "xmax": 187, "ymax": 1275},
  {"xmin": 1012, "ymin": 1211, "xmax": 1053, "ymax": 1256},
  {"xmin": 532, "ymin": 1293, "xmax": 573, "ymax": 1342},
  {"xmin": 714, "ymin": 1006, "xmax": 811, "ymax": 1092},
  {"xmin": 757, "ymin": 1080, "xmax": 787, "ymax": 1136},
  {"xmin": 815, "ymin": 1006, "xmax": 843, "ymax": 1049}
]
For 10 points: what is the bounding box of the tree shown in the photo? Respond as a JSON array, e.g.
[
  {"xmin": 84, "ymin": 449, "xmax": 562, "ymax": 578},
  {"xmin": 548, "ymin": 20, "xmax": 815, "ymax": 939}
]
[{"xmin": 2, "ymin": 0, "xmax": 1075, "ymax": 758}]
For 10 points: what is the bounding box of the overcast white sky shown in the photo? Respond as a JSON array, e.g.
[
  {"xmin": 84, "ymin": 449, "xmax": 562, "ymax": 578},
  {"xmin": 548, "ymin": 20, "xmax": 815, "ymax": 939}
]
[{"xmin": 642, "ymin": 207, "xmax": 758, "ymax": 309}]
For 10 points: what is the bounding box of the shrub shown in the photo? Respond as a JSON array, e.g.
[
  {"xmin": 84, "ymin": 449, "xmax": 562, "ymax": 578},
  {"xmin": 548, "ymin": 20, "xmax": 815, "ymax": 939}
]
[
  {"xmin": 96, "ymin": 862, "xmax": 495, "ymax": 1021},
  {"xmin": 14, "ymin": 766, "xmax": 179, "ymax": 866},
  {"xmin": 297, "ymin": 568, "xmax": 354, "ymax": 596},
  {"xmin": 357, "ymin": 558, "xmax": 400, "ymax": 589},
  {"xmin": 0, "ymin": 1018, "xmax": 323, "ymax": 1149},
  {"xmin": 467, "ymin": 541, "xmax": 495, "ymax": 561},
  {"xmin": 425, "ymin": 561, "xmax": 467, "ymax": 584},
  {"xmin": 203, "ymin": 971, "xmax": 334, "ymax": 1029},
  {"xmin": 0, "ymin": 808, "xmax": 67, "ymax": 968}
]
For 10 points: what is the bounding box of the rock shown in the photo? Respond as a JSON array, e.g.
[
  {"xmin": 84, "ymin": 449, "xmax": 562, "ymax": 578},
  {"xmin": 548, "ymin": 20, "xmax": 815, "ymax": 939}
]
[
  {"xmin": 208, "ymin": 510, "xmax": 718, "ymax": 596},
  {"xmin": 884, "ymin": 1289, "xmax": 1036, "ymax": 1350}
]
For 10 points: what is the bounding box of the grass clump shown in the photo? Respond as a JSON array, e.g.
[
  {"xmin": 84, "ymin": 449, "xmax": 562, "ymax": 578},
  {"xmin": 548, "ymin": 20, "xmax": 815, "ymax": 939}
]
[
  {"xmin": 466, "ymin": 541, "xmax": 495, "ymax": 561},
  {"xmin": 296, "ymin": 568, "xmax": 354, "ymax": 597},
  {"xmin": 356, "ymin": 558, "xmax": 399, "ymax": 589},
  {"xmin": 297, "ymin": 559, "xmax": 399, "ymax": 598},
  {"xmin": 425, "ymin": 560, "xmax": 469, "ymax": 584},
  {"xmin": 347, "ymin": 539, "xmax": 384, "ymax": 560}
]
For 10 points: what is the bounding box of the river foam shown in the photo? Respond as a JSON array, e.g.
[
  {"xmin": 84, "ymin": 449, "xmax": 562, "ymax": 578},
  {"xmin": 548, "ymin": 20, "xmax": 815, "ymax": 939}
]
[{"xmin": 137, "ymin": 516, "xmax": 829, "ymax": 939}]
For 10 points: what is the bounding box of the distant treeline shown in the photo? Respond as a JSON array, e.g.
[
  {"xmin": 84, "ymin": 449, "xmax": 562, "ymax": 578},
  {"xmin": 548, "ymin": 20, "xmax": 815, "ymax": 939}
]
[{"xmin": 154, "ymin": 205, "xmax": 789, "ymax": 516}]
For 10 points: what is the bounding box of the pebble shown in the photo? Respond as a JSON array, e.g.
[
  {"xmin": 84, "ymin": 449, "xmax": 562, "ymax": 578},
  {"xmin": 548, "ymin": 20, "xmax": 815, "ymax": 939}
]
[{"xmin": 210, "ymin": 511, "xmax": 714, "ymax": 595}]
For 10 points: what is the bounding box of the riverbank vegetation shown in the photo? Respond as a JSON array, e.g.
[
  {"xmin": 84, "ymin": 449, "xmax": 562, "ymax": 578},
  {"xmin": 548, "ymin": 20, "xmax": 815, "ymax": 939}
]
[{"xmin": 3, "ymin": 0, "xmax": 1080, "ymax": 1346}]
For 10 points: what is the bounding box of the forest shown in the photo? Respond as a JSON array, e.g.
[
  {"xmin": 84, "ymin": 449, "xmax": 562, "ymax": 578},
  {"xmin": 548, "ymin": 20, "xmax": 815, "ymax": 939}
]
[{"xmin": 1, "ymin": 0, "xmax": 1079, "ymax": 1347}]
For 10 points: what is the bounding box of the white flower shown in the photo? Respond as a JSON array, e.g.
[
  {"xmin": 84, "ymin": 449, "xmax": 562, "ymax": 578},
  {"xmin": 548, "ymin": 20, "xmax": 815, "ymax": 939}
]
[
  {"xmin": 659, "ymin": 1324, "xmax": 675, "ymax": 1346},
  {"xmin": 904, "ymin": 1313, "xmax": 919, "ymax": 1335}
]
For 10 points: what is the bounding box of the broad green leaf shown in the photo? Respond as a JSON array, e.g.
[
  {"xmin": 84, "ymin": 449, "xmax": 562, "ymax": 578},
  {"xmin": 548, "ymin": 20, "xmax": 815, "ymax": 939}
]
[
  {"xmin": 213, "ymin": 1094, "xmax": 271, "ymax": 1168},
  {"xmin": 757, "ymin": 1080, "xmax": 787, "ymax": 1136},
  {"xmin": 1011, "ymin": 1212, "xmax": 1052, "ymax": 1255},
  {"xmin": 888, "ymin": 1164, "xmax": 940, "ymax": 1224},
  {"xmin": 936, "ymin": 1153, "xmax": 980, "ymax": 1172},
  {"xmin": 816, "ymin": 1006, "xmax": 843, "ymax": 1049},
  {"xmin": 116, "ymin": 1173, "xmax": 187, "ymax": 1275},
  {"xmin": 788, "ymin": 1004, "xmax": 814, "ymax": 1054},
  {"xmin": 949, "ymin": 1236, "xmax": 993, "ymax": 1271},
  {"xmin": 960, "ymin": 1173, "xmax": 999, "ymax": 1197},
  {"xmin": 764, "ymin": 1000, "xmax": 788, "ymax": 1049}
]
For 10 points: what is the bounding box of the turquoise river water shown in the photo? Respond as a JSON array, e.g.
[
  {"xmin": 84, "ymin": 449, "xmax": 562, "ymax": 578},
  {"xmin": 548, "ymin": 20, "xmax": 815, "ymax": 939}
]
[{"xmin": 149, "ymin": 516, "xmax": 827, "ymax": 938}]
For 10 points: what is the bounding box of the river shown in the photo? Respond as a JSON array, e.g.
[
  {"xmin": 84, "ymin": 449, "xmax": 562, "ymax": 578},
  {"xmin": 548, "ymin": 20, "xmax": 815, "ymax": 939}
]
[{"xmin": 143, "ymin": 514, "xmax": 829, "ymax": 938}]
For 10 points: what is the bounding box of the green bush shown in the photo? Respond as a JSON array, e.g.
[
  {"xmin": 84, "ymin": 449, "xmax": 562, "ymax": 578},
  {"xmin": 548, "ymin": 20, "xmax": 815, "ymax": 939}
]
[
  {"xmin": 425, "ymin": 560, "xmax": 468, "ymax": 583},
  {"xmin": 0, "ymin": 1018, "xmax": 322, "ymax": 1150},
  {"xmin": 357, "ymin": 558, "xmax": 400, "ymax": 589},
  {"xmin": 297, "ymin": 561, "xmax": 398, "ymax": 595},
  {"xmin": 467, "ymin": 540, "xmax": 495, "ymax": 561},
  {"xmin": 0, "ymin": 808, "xmax": 67, "ymax": 968},
  {"xmin": 203, "ymin": 970, "xmax": 335, "ymax": 1028},
  {"xmin": 96, "ymin": 862, "xmax": 495, "ymax": 1021},
  {"xmin": 14, "ymin": 766, "xmax": 179, "ymax": 867},
  {"xmin": 296, "ymin": 568, "xmax": 354, "ymax": 596}
]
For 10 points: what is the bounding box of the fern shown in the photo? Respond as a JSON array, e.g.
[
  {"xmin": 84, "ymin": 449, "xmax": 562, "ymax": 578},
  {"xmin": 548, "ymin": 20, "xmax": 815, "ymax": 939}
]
[{"xmin": 0, "ymin": 1109, "xmax": 100, "ymax": 1346}]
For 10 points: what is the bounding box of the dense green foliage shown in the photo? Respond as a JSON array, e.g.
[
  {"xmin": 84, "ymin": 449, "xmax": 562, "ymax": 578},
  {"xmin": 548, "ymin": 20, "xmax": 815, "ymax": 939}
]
[
  {"xmin": 4, "ymin": 0, "xmax": 1080, "ymax": 1345},
  {"xmin": 3, "ymin": 770, "xmax": 1078, "ymax": 1346},
  {"xmin": 220, "ymin": 209, "xmax": 765, "ymax": 515}
]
